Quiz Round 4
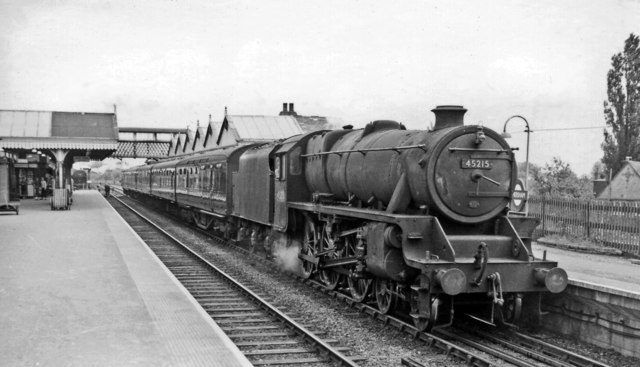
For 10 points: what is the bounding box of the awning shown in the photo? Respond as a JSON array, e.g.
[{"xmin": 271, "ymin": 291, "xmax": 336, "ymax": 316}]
[{"xmin": 0, "ymin": 138, "xmax": 118, "ymax": 150}]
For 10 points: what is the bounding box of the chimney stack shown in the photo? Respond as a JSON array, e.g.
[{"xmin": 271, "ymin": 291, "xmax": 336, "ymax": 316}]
[
  {"xmin": 282, "ymin": 103, "xmax": 288, "ymax": 114},
  {"xmin": 431, "ymin": 105, "xmax": 467, "ymax": 130},
  {"xmin": 289, "ymin": 103, "xmax": 294, "ymax": 114}
]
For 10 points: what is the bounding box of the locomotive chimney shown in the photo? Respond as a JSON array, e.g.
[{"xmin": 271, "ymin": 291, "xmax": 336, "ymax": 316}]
[{"xmin": 431, "ymin": 105, "xmax": 467, "ymax": 130}]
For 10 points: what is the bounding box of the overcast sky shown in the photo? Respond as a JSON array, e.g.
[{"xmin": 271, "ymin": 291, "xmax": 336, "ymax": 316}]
[{"xmin": 1, "ymin": 0, "xmax": 639, "ymax": 175}]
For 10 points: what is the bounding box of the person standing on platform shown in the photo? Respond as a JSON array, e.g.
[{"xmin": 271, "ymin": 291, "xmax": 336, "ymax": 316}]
[
  {"xmin": 47, "ymin": 176, "xmax": 53, "ymax": 197},
  {"xmin": 40, "ymin": 177, "xmax": 47, "ymax": 199}
]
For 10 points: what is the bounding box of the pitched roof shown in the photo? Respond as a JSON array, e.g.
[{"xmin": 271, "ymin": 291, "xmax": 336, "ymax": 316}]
[
  {"xmin": 168, "ymin": 134, "xmax": 179, "ymax": 156},
  {"xmin": 597, "ymin": 160, "xmax": 640, "ymax": 200},
  {"xmin": 627, "ymin": 161, "xmax": 640, "ymax": 178},
  {"xmin": 174, "ymin": 133, "xmax": 186, "ymax": 155},
  {"xmin": 207, "ymin": 120, "xmax": 222, "ymax": 147},
  {"xmin": 179, "ymin": 128, "xmax": 193, "ymax": 154},
  {"xmin": 193, "ymin": 126, "xmax": 206, "ymax": 150},
  {"xmin": 217, "ymin": 115, "xmax": 303, "ymax": 144}
]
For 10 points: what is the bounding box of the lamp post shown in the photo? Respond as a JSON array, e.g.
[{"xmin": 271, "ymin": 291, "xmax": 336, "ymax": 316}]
[{"xmin": 501, "ymin": 115, "xmax": 531, "ymax": 213}]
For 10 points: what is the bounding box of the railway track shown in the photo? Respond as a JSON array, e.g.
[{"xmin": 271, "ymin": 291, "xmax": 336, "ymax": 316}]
[
  {"xmin": 109, "ymin": 188, "xmax": 613, "ymax": 367},
  {"xmin": 435, "ymin": 325, "xmax": 610, "ymax": 367},
  {"xmin": 310, "ymin": 281, "xmax": 611, "ymax": 367},
  {"xmin": 109, "ymin": 194, "xmax": 362, "ymax": 367}
]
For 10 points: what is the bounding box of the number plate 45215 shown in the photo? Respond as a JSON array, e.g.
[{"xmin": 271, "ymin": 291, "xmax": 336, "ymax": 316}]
[{"xmin": 461, "ymin": 159, "xmax": 493, "ymax": 169}]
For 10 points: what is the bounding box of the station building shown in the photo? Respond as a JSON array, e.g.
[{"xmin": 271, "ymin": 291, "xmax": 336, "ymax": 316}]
[{"xmin": 0, "ymin": 109, "xmax": 118, "ymax": 198}]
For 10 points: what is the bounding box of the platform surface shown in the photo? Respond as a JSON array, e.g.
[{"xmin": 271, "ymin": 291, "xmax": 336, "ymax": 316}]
[
  {"xmin": 0, "ymin": 190, "xmax": 252, "ymax": 366},
  {"xmin": 533, "ymin": 243, "xmax": 640, "ymax": 294}
]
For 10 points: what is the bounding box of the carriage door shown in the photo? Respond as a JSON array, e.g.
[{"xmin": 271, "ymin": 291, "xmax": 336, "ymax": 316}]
[{"xmin": 273, "ymin": 152, "xmax": 288, "ymax": 230}]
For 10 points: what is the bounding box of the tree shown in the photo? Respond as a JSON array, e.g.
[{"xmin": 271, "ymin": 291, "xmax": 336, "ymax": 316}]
[
  {"xmin": 590, "ymin": 161, "xmax": 607, "ymax": 180},
  {"xmin": 517, "ymin": 161, "xmax": 541, "ymax": 192},
  {"xmin": 532, "ymin": 157, "xmax": 593, "ymax": 198},
  {"xmin": 602, "ymin": 33, "xmax": 640, "ymax": 175}
]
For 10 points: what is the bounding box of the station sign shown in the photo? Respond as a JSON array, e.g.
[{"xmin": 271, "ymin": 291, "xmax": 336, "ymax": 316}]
[
  {"xmin": 74, "ymin": 156, "xmax": 90, "ymax": 162},
  {"xmin": 511, "ymin": 179, "xmax": 528, "ymax": 212}
]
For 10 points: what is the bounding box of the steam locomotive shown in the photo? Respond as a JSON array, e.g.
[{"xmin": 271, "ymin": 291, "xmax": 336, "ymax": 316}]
[{"xmin": 122, "ymin": 105, "xmax": 568, "ymax": 330}]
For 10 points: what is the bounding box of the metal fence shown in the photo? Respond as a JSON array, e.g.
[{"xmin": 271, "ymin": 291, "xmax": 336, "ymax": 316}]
[{"xmin": 527, "ymin": 196, "xmax": 640, "ymax": 255}]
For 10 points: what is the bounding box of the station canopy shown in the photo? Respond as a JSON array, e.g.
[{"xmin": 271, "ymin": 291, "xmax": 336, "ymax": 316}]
[{"xmin": 0, "ymin": 110, "xmax": 118, "ymax": 160}]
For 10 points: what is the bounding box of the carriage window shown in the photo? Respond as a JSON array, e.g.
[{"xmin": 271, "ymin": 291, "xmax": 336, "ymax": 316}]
[
  {"xmin": 212, "ymin": 167, "xmax": 218, "ymax": 192},
  {"xmin": 219, "ymin": 164, "xmax": 226, "ymax": 193}
]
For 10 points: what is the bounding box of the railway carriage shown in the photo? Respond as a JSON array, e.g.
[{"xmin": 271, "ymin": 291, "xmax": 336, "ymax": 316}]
[
  {"xmin": 150, "ymin": 159, "xmax": 177, "ymax": 202},
  {"xmin": 122, "ymin": 164, "xmax": 151, "ymax": 196},
  {"xmin": 122, "ymin": 105, "xmax": 568, "ymax": 330}
]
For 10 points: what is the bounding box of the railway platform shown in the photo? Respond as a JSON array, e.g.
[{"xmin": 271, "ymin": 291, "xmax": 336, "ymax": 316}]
[
  {"xmin": 0, "ymin": 190, "xmax": 252, "ymax": 366},
  {"xmin": 532, "ymin": 242, "xmax": 640, "ymax": 294}
]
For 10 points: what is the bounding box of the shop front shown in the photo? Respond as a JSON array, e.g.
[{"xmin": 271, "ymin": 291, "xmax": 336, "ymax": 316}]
[{"xmin": 14, "ymin": 153, "xmax": 53, "ymax": 198}]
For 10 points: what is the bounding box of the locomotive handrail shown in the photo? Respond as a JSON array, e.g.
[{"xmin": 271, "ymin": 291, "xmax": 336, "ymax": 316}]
[
  {"xmin": 301, "ymin": 144, "xmax": 427, "ymax": 157},
  {"xmin": 467, "ymin": 192, "xmax": 510, "ymax": 198},
  {"xmin": 448, "ymin": 147, "xmax": 510, "ymax": 153}
]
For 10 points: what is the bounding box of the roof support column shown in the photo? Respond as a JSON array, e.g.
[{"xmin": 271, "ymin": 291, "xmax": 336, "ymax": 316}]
[{"xmin": 53, "ymin": 149, "xmax": 69, "ymax": 188}]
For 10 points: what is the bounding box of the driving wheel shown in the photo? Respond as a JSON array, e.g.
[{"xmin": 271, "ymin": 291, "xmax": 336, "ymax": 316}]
[
  {"xmin": 300, "ymin": 218, "xmax": 319, "ymax": 279},
  {"xmin": 375, "ymin": 279, "xmax": 397, "ymax": 314},
  {"xmin": 319, "ymin": 224, "xmax": 343, "ymax": 290}
]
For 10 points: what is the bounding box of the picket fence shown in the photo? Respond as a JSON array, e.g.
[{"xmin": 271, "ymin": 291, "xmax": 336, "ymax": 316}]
[{"xmin": 527, "ymin": 196, "xmax": 640, "ymax": 255}]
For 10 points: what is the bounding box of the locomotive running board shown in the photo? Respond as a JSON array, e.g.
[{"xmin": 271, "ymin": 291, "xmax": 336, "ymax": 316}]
[
  {"xmin": 289, "ymin": 201, "xmax": 418, "ymax": 224},
  {"xmin": 289, "ymin": 201, "xmax": 457, "ymax": 265}
]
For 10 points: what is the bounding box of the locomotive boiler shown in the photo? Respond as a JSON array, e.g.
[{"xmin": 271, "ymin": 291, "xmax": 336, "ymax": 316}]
[{"xmin": 304, "ymin": 106, "xmax": 513, "ymax": 223}]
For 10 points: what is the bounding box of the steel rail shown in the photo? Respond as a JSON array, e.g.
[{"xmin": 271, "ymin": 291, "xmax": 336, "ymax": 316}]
[
  {"xmin": 111, "ymin": 195, "xmax": 360, "ymax": 367},
  {"xmin": 435, "ymin": 328, "xmax": 539, "ymax": 367},
  {"xmin": 506, "ymin": 330, "xmax": 611, "ymax": 367}
]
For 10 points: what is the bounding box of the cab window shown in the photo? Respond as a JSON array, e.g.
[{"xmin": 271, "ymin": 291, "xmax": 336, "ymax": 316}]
[{"xmin": 275, "ymin": 155, "xmax": 287, "ymax": 181}]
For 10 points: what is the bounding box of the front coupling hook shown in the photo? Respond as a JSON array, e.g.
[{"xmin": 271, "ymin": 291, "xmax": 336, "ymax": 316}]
[{"xmin": 488, "ymin": 272, "xmax": 504, "ymax": 306}]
